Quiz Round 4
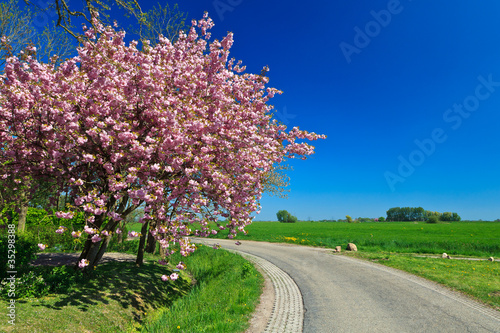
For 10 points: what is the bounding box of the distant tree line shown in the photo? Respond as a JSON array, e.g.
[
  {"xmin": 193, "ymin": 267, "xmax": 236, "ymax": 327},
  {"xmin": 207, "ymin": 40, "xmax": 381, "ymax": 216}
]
[{"xmin": 386, "ymin": 207, "xmax": 461, "ymax": 222}]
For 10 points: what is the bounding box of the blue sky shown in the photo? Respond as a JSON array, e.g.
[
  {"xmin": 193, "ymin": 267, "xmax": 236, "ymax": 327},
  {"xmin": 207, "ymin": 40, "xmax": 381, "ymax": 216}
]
[
  {"xmin": 28, "ymin": 0, "xmax": 500, "ymax": 220},
  {"xmin": 168, "ymin": 0, "xmax": 500, "ymax": 221}
]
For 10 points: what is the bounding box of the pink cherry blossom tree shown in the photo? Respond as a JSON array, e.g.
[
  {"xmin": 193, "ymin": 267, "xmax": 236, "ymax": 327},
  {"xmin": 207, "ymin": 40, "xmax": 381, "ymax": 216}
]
[{"xmin": 0, "ymin": 14, "xmax": 325, "ymax": 271}]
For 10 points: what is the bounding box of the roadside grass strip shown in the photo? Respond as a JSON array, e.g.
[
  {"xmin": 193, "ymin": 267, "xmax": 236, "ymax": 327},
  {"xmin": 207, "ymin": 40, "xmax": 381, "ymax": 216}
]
[{"xmin": 141, "ymin": 245, "xmax": 263, "ymax": 333}]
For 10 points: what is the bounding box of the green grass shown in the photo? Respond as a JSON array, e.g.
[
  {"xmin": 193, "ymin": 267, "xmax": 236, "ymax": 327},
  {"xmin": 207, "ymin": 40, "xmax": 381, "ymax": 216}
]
[
  {"xmin": 142, "ymin": 245, "xmax": 263, "ymax": 333},
  {"xmin": 346, "ymin": 251, "xmax": 500, "ymax": 310},
  {"xmin": 0, "ymin": 245, "xmax": 263, "ymax": 333},
  {"xmin": 225, "ymin": 221, "xmax": 500, "ymax": 257},
  {"xmin": 0, "ymin": 254, "xmax": 190, "ymax": 332}
]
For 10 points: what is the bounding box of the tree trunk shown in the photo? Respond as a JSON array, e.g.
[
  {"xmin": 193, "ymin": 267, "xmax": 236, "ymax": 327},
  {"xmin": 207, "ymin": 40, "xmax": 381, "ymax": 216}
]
[
  {"xmin": 145, "ymin": 230, "xmax": 156, "ymax": 254},
  {"xmin": 85, "ymin": 241, "xmax": 102, "ymax": 268},
  {"xmin": 17, "ymin": 189, "xmax": 28, "ymax": 232},
  {"xmin": 135, "ymin": 221, "xmax": 149, "ymax": 266},
  {"xmin": 17, "ymin": 204, "xmax": 27, "ymax": 232},
  {"xmin": 117, "ymin": 229, "xmax": 123, "ymax": 243},
  {"xmin": 91, "ymin": 236, "xmax": 111, "ymax": 268},
  {"xmin": 159, "ymin": 244, "xmax": 167, "ymax": 258},
  {"xmin": 75, "ymin": 198, "xmax": 140, "ymax": 270}
]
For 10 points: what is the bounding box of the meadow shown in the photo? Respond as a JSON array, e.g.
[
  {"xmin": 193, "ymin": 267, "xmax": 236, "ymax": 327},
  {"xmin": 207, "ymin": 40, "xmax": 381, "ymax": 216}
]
[{"xmin": 229, "ymin": 221, "xmax": 500, "ymax": 257}]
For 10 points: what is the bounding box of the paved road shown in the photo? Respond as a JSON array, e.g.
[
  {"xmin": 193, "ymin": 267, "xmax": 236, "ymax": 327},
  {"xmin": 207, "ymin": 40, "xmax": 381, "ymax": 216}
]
[{"xmin": 199, "ymin": 239, "xmax": 500, "ymax": 333}]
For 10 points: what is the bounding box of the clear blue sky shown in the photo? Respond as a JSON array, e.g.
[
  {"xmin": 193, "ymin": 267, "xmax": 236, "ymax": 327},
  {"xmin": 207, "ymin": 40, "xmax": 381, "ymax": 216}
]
[
  {"xmin": 135, "ymin": 0, "xmax": 500, "ymax": 221},
  {"xmin": 35, "ymin": 0, "xmax": 500, "ymax": 220},
  {"xmin": 170, "ymin": 0, "xmax": 500, "ymax": 221}
]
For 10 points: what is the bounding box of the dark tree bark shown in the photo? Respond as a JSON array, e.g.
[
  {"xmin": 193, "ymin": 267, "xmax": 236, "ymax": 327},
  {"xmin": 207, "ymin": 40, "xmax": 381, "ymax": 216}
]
[{"xmin": 135, "ymin": 220, "xmax": 149, "ymax": 266}]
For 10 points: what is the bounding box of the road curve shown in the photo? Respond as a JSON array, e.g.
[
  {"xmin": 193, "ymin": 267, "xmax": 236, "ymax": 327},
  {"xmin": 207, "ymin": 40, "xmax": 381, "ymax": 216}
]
[{"xmin": 197, "ymin": 238, "xmax": 500, "ymax": 333}]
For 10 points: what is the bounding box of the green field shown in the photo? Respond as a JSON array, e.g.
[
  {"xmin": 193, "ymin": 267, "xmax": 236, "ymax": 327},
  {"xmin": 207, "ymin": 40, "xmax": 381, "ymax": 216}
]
[{"xmin": 229, "ymin": 221, "xmax": 500, "ymax": 257}]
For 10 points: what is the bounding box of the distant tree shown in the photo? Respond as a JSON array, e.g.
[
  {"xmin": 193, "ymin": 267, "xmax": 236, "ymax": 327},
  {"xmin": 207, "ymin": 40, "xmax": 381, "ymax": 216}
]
[
  {"xmin": 439, "ymin": 212, "xmax": 461, "ymax": 222},
  {"xmin": 378, "ymin": 216, "xmax": 385, "ymax": 222},
  {"xmin": 426, "ymin": 216, "xmax": 439, "ymax": 224},
  {"xmin": 346, "ymin": 215, "xmax": 353, "ymax": 223},
  {"xmin": 276, "ymin": 210, "xmax": 298, "ymax": 223},
  {"xmin": 387, "ymin": 207, "xmax": 429, "ymax": 221}
]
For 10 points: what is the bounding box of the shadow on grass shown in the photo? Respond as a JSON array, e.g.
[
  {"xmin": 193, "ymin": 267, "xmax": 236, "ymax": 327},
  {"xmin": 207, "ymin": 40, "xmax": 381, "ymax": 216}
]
[{"xmin": 24, "ymin": 261, "xmax": 191, "ymax": 324}]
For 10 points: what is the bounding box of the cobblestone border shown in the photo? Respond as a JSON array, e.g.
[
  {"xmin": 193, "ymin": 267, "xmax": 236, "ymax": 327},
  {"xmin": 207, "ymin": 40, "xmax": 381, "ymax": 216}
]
[{"xmin": 237, "ymin": 251, "xmax": 304, "ymax": 333}]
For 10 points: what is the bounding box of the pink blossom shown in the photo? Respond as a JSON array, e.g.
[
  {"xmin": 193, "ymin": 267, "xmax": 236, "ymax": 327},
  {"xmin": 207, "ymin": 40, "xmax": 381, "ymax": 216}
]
[
  {"xmin": 91, "ymin": 234, "xmax": 102, "ymax": 243},
  {"xmin": 55, "ymin": 226, "xmax": 67, "ymax": 234},
  {"xmin": 55, "ymin": 211, "xmax": 74, "ymax": 219},
  {"xmin": 128, "ymin": 231, "xmax": 141, "ymax": 238},
  {"xmin": 108, "ymin": 211, "xmax": 123, "ymax": 221},
  {"xmin": 79, "ymin": 259, "xmax": 89, "ymax": 268},
  {"xmin": 170, "ymin": 273, "xmax": 179, "ymax": 281},
  {"xmin": 71, "ymin": 231, "xmax": 82, "ymax": 238},
  {"xmin": 161, "ymin": 274, "xmax": 169, "ymax": 281},
  {"xmin": 158, "ymin": 259, "xmax": 168, "ymax": 266},
  {"xmin": 38, "ymin": 243, "xmax": 47, "ymax": 251},
  {"xmin": 84, "ymin": 225, "xmax": 97, "ymax": 235},
  {"xmin": 115, "ymin": 228, "xmax": 122, "ymax": 234}
]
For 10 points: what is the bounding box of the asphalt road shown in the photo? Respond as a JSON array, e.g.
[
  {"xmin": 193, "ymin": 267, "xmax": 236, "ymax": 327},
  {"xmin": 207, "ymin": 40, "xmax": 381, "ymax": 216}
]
[{"xmin": 202, "ymin": 239, "xmax": 500, "ymax": 333}]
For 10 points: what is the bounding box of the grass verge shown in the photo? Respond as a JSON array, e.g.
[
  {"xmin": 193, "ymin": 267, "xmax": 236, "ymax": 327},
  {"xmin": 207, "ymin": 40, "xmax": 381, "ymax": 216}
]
[
  {"xmin": 0, "ymin": 244, "xmax": 263, "ymax": 332},
  {"xmin": 142, "ymin": 245, "xmax": 263, "ymax": 332}
]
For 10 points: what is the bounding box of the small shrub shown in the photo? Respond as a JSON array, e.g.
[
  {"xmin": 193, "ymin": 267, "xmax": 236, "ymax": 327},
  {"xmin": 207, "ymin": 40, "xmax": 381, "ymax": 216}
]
[
  {"xmin": 346, "ymin": 215, "xmax": 353, "ymax": 223},
  {"xmin": 241, "ymin": 262, "xmax": 253, "ymax": 277},
  {"xmin": 0, "ymin": 265, "xmax": 87, "ymax": 300},
  {"xmin": 0, "ymin": 233, "xmax": 38, "ymax": 279},
  {"xmin": 108, "ymin": 238, "xmax": 139, "ymax": 254},
  {"xmin": 24, "ymin": 224, "xmax": 84, "ymax": 252},
  {"xmin": 378, "ymin": 217, "xmax": 385, "ymax": 222},
  {"xmin": 426, "ymin": 216, "xmax": 440, "ymax": 224}
]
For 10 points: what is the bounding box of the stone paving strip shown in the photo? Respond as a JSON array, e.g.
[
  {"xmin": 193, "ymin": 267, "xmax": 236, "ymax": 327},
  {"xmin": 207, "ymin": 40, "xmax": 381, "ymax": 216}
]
[
  {"xmin": 237, "ymin": 251, "xmax": 304, "ymax": 333},
  {"xmin": 193, "ymin": 237, "xmax": 305, "ymax": 333}
]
